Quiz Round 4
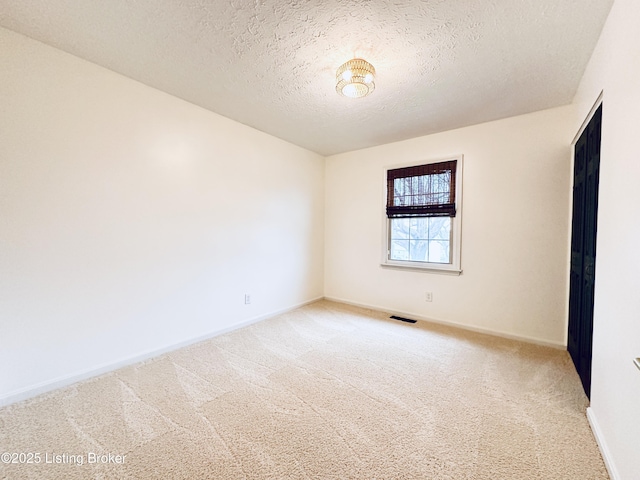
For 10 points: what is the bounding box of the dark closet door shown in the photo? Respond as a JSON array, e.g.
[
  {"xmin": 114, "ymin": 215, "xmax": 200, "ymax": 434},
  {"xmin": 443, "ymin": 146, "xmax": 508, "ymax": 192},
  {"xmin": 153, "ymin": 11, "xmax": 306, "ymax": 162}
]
[{"xmin": 568, "ymin": 104, "xmax": 602, "ymax": 399}]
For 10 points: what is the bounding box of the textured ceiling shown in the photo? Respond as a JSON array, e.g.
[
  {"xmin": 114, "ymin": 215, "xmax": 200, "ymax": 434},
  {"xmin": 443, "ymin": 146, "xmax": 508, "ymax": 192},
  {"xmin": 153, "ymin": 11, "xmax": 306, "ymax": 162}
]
[{"xmin": 0, "ymin": 0, "xmax": 614, "ymax": 156}]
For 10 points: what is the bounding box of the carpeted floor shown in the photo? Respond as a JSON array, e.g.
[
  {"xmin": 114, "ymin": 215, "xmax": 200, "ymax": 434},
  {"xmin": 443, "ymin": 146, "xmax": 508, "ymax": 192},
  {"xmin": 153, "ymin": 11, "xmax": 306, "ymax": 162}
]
[{"xmin": 0, "ymin": 300, "xmax": 608, "ymax": 479}]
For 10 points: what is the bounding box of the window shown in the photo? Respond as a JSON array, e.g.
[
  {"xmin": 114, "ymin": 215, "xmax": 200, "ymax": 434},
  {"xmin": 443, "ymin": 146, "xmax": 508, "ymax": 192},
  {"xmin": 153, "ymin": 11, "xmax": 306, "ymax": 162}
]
[{"xmin": 382, "ymin": 156, "xmax": 462, "ymax": 273}]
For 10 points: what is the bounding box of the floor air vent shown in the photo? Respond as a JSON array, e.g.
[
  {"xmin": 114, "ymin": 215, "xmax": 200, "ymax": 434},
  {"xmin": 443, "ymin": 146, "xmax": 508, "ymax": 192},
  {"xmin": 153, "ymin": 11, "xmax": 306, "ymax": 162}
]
[{"xmin": 390, "ymin": 315, "xmax": 417, "ymax": 324}]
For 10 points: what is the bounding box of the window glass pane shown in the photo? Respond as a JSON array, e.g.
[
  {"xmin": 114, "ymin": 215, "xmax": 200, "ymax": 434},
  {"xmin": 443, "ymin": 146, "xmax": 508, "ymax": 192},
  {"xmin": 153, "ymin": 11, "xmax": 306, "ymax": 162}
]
[
  {"xmin": 393, "ymin": 178, "xmax": 402, "ymax": 203},
  {"xmin": 427, "ymin": 240, "xmax": 450, "ymax": 263},
  {"xmin": 394, "ymin": 178, "xmax": 411, "ymax": 206},
  {"xmin": 428, "ymin": 217, "xmax": 451, "ymax": 240},
  {"xmin": 427, "ymin": 176, "xmax": 437, "ymax": 201},
  {"xmin": 390, "ymin": 218, "xmax": 410, "ymax": 239},
  {"xmin": 417, "ymin": 175, "xmax": 429, "ymax": 205},
  {"xmin": 410, "ymin": 217, "xmax": 429, "ymax": 240},
  {"xmin": 409, "ymin": 240, "xmax": 429, "ymax": 261},
  {"xmin": 436, "ymin": 172, "xmax": 449, "ymax": 191},
  {"xmin": 390, "ymin": 240, "xmax": 409, "ymax": 260}
]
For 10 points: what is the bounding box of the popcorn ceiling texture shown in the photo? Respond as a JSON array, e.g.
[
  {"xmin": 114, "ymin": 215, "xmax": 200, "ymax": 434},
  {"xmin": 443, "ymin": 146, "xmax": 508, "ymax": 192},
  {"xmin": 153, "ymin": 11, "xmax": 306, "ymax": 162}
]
[
  {"xmin": 0, "ymin": 0, "xmax": 613, "ymax": 154},
  {"xmin": 0, "ymin": 301, "xmax": 608, "ymax": 479}
]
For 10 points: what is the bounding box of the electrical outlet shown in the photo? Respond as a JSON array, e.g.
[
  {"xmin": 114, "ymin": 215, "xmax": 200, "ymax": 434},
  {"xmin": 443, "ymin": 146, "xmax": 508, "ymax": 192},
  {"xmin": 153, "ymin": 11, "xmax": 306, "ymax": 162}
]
[
  {"xmin": 425, "ymin": 292, "xmax": 433, "ymax": 302},
  {"xmin": 244, "ymin": 294, "xmax": 251, "ymax": 305}
]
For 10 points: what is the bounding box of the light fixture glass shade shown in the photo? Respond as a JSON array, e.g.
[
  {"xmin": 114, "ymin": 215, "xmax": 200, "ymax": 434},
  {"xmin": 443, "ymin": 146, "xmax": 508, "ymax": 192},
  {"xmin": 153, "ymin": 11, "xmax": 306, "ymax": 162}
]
[{"xmin": 336, "ymin": 58, "xmax": 376, "ymax": 98}]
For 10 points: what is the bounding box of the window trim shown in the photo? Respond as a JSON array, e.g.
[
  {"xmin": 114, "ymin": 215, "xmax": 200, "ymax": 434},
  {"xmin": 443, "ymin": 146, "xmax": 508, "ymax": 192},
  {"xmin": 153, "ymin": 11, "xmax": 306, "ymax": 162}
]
[{"xmin": 380, "ymin": 154, "xmax": 463, "ymax": 274}]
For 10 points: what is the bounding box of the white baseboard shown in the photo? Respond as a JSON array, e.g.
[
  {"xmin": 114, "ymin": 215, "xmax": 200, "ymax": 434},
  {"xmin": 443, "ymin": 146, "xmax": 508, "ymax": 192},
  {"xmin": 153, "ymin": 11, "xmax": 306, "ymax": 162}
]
[
  {"xmin": 587, "ymin": 407, "xmax": 620, "ymax": 480},
  {"xmin": 323, "ymin": 296, "xmax": 566, "ymax": 349},
  {"xmin": 0, "ymin": 296, "xmax": 323, "ymax": 408}
]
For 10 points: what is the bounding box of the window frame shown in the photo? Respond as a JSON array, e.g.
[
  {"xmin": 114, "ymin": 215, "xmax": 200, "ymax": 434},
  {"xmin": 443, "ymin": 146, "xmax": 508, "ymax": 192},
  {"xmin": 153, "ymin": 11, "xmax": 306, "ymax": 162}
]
[{"xmin": 380, "ymin": 155, "xmax": 463, "ymax": 274}]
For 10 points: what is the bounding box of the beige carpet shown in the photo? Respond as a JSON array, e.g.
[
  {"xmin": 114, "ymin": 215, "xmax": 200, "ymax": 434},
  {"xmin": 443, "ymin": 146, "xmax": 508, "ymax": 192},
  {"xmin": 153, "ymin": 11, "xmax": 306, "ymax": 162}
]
[{"xmin": 0, "ymin": 300, "xmax": 608, "ymax": 479}]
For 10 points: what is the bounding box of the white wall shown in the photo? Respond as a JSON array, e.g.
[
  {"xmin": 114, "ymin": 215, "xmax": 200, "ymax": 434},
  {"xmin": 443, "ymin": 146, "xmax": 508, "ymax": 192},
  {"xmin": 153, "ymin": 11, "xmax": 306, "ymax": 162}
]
[
  {"xmin": 0, "ymin": 28, "xmax": 325, "ymax": 404},
  {"xmin": 325, "ymin": 106, "xmax": 576, "ymax": 346},
  {"xmin": 570, "ymin": 0, "xmax": 640, "ymax": 477}
]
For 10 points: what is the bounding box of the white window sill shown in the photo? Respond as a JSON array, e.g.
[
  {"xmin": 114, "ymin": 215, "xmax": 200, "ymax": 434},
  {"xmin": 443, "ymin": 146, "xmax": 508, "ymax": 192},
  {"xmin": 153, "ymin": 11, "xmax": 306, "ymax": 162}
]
[{"xmin": 380, "ymin": 261, "xmax": 462, "ymax": 275}]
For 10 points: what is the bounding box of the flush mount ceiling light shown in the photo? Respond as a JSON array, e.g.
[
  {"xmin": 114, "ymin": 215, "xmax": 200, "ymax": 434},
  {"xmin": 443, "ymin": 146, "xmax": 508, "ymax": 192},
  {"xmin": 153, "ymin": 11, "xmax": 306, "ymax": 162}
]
[{"xmin": 336, "ymin": 58, "xmax": 376, "ymax": 98}]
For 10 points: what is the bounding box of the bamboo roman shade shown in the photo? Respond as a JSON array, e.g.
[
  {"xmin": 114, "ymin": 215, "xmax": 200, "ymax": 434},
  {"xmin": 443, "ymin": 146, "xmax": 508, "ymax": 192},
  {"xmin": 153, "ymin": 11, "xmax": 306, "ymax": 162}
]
[{"xmin": 386, "ymin": 160, "xmax": 457, "ymax": 218}]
